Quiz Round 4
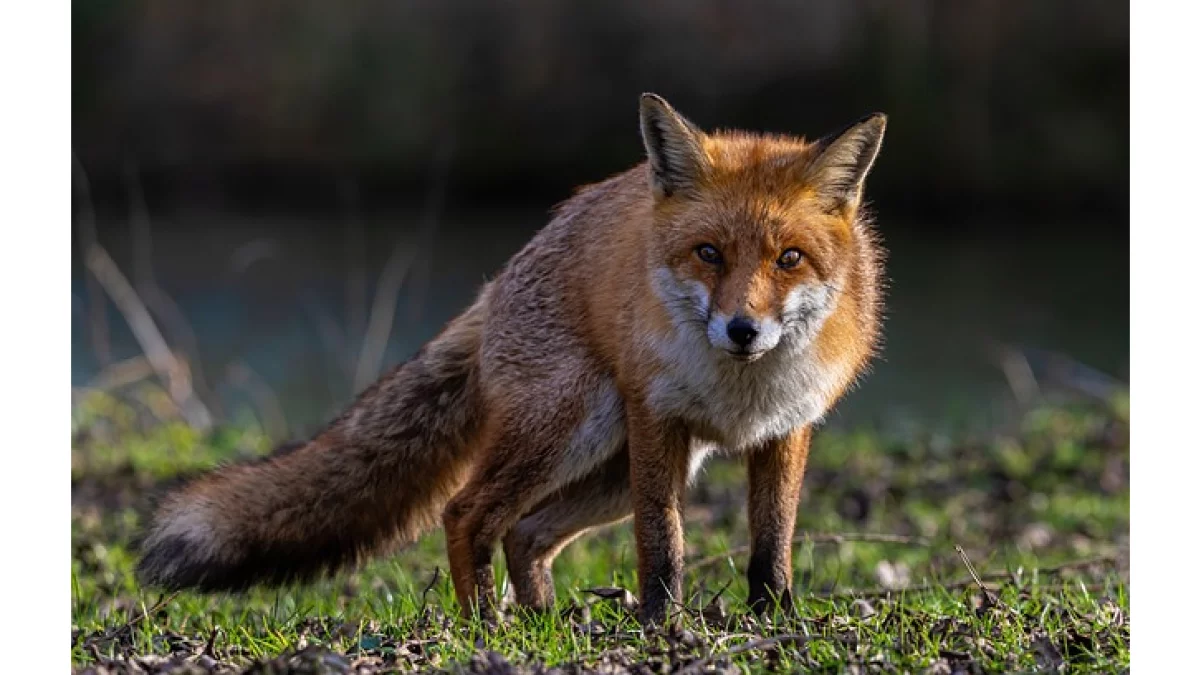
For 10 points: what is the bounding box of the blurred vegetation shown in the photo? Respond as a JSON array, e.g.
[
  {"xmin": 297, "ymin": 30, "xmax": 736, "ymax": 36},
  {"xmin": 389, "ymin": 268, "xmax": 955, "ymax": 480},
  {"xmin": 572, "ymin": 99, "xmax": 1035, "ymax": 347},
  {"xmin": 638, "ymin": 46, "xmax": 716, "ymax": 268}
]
[{"xmin": 73, "ymin": 1, "xmax": 1127, "ymax": 216}]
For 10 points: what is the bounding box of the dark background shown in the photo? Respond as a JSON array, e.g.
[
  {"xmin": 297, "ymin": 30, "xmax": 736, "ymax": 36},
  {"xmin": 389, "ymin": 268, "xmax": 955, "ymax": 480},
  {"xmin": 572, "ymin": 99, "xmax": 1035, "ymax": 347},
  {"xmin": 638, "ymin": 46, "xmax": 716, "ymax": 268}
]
[{"xmin": 72, "ymin": 1, "xmax": 1129, "ymax": 436}]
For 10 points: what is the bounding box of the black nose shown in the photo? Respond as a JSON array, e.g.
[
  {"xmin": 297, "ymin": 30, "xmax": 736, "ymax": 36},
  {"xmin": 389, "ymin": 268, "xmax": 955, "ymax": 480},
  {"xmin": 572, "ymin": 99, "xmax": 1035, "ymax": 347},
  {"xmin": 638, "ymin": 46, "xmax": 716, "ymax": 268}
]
[{"xmin": 726, "ymin": 317, "xmax": 759, "ymax": 347}]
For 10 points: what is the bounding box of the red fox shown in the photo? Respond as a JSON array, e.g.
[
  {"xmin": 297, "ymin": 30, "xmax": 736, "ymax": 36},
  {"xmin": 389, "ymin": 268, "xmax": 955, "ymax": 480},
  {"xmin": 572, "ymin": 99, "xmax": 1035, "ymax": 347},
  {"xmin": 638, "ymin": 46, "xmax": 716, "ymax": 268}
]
[{"xmin": 138, "ymin": 94, "xmax": 887, "ymax": 624}]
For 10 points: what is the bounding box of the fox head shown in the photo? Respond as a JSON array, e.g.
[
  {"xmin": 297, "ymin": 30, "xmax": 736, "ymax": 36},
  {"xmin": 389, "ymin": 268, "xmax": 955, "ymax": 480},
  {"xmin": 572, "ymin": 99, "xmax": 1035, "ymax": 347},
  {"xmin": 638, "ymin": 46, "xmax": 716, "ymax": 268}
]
[{"xmin": 640, "ymin": 93, "xmax": 885, "ymax": 362}]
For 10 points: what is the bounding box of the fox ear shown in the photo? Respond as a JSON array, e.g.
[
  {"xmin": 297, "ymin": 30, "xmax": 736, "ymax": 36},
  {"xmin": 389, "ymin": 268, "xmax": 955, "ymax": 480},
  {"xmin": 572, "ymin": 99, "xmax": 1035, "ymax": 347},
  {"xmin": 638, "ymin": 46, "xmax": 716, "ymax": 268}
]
[
  {"xmin": 639, "ymin": 93, "xmax": 709, "ymax": 199},
  {"xmin": 807, "ymin": 113, "xmax": 887, "ymax": 213}
]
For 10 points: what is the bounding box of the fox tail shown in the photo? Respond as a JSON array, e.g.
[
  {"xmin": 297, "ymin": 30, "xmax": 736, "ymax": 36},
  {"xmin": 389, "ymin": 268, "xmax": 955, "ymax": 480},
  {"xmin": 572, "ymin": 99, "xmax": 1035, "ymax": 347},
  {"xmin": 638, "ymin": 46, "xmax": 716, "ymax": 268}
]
[{"xmin": 137, "ymin": 286, "xmax": 491, "ymax": 591}]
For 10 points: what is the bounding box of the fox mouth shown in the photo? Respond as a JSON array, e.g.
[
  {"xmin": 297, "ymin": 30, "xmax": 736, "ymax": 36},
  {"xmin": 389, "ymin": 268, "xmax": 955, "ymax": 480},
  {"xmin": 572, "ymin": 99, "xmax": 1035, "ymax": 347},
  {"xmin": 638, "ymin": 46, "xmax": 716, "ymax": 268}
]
[{"xmin": 724, "ymin": 349, "xmax": 766, "ymax": 363}]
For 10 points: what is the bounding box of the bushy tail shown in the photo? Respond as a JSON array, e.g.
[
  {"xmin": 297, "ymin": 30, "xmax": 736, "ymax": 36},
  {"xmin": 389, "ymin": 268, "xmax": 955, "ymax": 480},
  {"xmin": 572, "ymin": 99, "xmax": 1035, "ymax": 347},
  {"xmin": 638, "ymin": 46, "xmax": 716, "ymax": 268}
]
[{"xmin": 137, "ymin": 287, "xmax": 491, "ymax": 591}]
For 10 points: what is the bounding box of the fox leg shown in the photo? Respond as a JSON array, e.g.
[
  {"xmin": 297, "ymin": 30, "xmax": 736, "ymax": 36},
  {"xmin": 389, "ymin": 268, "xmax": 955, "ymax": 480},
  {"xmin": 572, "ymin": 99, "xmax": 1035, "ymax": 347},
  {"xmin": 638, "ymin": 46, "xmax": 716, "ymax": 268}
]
[
  {"xmin": 626, "ymin": 402, "xmax": 691, "ymax": 625},
  {"xmin": 442, "ymin": 408, "xmax": 601, "ymax": 620},
  {"xmin": 745, "ymin": 425, "xmax": 812, "ymax": 614},
  {"xmin": 502, "ymin": 449, "xmax": 632, "ymax": 611}
]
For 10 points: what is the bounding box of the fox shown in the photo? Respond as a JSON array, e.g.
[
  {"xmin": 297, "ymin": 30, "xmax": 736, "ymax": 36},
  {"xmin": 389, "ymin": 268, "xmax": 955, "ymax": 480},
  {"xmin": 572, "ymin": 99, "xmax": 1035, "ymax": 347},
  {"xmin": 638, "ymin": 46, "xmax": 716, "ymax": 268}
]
[{"xmin": 137, "ymin": 93, "xmax": 887, "ymax": 625}]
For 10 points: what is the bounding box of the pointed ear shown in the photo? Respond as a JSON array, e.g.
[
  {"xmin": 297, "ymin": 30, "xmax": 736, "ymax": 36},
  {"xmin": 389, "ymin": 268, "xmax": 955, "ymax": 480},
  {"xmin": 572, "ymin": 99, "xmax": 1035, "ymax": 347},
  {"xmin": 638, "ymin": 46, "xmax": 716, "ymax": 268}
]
[
  {"xmin": 639, "ymin": 93, "xmax": 709, "ymax": 199},
  {"xmin": 807, "ymin": 113, "xmax": 887, "ymax": 213}
]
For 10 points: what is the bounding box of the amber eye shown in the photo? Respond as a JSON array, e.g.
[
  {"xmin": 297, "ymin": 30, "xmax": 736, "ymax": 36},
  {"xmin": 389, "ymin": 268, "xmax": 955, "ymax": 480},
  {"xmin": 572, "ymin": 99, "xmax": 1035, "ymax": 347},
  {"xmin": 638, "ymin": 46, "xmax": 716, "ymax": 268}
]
[
  {"xmin": 777, "ymin": 248, "xmax": 803, "ymax": 269},
  {"xmin": 696, "ymin": 244, "xmax": 723, "ymax": 265}
]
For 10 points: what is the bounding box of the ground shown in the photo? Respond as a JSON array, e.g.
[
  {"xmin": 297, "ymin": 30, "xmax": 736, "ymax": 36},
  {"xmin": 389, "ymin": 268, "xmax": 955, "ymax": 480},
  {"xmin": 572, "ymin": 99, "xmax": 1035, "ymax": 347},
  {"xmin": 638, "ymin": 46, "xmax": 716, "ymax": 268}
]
[{"xmin": 71, "ymin": 389, "xmax": 1129, "ymax": 673}]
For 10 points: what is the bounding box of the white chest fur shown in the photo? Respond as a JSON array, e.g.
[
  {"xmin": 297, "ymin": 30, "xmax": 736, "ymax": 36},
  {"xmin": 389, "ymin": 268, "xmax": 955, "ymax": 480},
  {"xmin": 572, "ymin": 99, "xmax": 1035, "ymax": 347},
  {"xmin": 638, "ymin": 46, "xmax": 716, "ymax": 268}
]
[{"xmin": 645, "ymin": 327, "xmax": 845, "ymax": 452}]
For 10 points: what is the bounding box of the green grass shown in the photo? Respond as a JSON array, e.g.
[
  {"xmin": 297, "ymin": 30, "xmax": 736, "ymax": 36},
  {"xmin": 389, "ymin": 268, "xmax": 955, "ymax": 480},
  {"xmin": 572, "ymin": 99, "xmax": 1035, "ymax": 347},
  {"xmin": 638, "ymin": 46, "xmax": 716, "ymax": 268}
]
[{"xmin": 71, "ymin": 388, "xmax": 1129, "ymax": 673}]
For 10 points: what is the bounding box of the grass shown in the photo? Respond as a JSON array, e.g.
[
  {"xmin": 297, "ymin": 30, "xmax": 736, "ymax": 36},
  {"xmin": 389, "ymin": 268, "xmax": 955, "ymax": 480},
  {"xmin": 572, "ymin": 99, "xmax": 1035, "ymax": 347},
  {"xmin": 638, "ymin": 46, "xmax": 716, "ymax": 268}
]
[{"xmin": 71, "ymin": 387, "xmax": 1129, "ymax": 673}]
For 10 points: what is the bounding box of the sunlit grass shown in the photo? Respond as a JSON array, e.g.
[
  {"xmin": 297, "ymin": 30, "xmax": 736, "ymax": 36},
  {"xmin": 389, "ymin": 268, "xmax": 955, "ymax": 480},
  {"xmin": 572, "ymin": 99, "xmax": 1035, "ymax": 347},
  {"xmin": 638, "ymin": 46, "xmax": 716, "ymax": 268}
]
[{"xmin": 71, "ymin": 390, "xmax": 1129, "ymax": 672}]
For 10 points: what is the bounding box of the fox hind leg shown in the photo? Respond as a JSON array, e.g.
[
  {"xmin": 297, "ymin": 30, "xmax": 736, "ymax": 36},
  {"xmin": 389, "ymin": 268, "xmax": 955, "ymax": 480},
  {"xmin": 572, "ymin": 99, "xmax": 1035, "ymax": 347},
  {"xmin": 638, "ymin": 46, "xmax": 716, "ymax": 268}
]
[
  {"xmin": 443, "ymin": 410, "xmax": 613, "ymax": 620},
  {"xmin": 443, "ymin": 439, "xmax": 545, "ymax": 620},
  {"xmin": 502, "ymin": 449, "xmax": 633, "ymax": 611}
]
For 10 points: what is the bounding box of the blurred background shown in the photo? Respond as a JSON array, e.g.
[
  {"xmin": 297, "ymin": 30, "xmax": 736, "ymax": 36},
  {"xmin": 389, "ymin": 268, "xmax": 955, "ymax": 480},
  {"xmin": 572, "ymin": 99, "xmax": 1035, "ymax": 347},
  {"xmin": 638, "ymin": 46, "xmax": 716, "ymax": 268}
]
[{"xmin": 71, "ymin": 1, "xmax": 1129, "ymax": 438}]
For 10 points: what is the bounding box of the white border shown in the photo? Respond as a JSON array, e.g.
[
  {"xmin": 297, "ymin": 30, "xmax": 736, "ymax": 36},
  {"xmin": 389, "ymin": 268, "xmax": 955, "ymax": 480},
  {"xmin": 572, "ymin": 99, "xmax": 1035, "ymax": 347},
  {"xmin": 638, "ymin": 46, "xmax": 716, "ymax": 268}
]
[
  {"xmin": 0, "ymin": 0, "xmax": 71, "ymax": 668},
  {"xmin": 1130, "ymin": 1, "xmax": 1197, "ymax": 671}
]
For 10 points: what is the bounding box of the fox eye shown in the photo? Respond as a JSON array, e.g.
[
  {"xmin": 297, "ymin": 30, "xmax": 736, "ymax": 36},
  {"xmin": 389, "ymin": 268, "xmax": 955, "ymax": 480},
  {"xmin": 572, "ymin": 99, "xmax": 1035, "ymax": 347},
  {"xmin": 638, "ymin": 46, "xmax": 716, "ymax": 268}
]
[
  {"xmin": 696, "ymin": 244, "xmax": 723, "ymax": 265},
  {"xmin": 777, "ymin": 248, "xmax": 803, "ymax": 269}
]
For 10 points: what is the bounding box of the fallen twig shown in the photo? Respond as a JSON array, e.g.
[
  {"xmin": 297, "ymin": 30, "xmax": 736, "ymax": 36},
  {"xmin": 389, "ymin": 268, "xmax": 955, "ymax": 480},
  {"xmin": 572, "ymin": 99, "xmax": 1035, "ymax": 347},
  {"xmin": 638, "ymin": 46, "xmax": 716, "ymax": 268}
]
[
  {"xmin": 686, "ymin": 532, "xmax": 932, "ymax": 572},
  {"xmin": 112, "ymin": 592, "xmax": 178, "ymax": 637},
  {"xmin": 678, "ymin": 634, "xmax": 816, "ymax": 675},
  {"xmin": 813, "ymin": 553, "xmax": 1120, "ymax": 601},
  {"xmin": 956, "ymin": 544, "xmax": 1001, "ymax": 607}
]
